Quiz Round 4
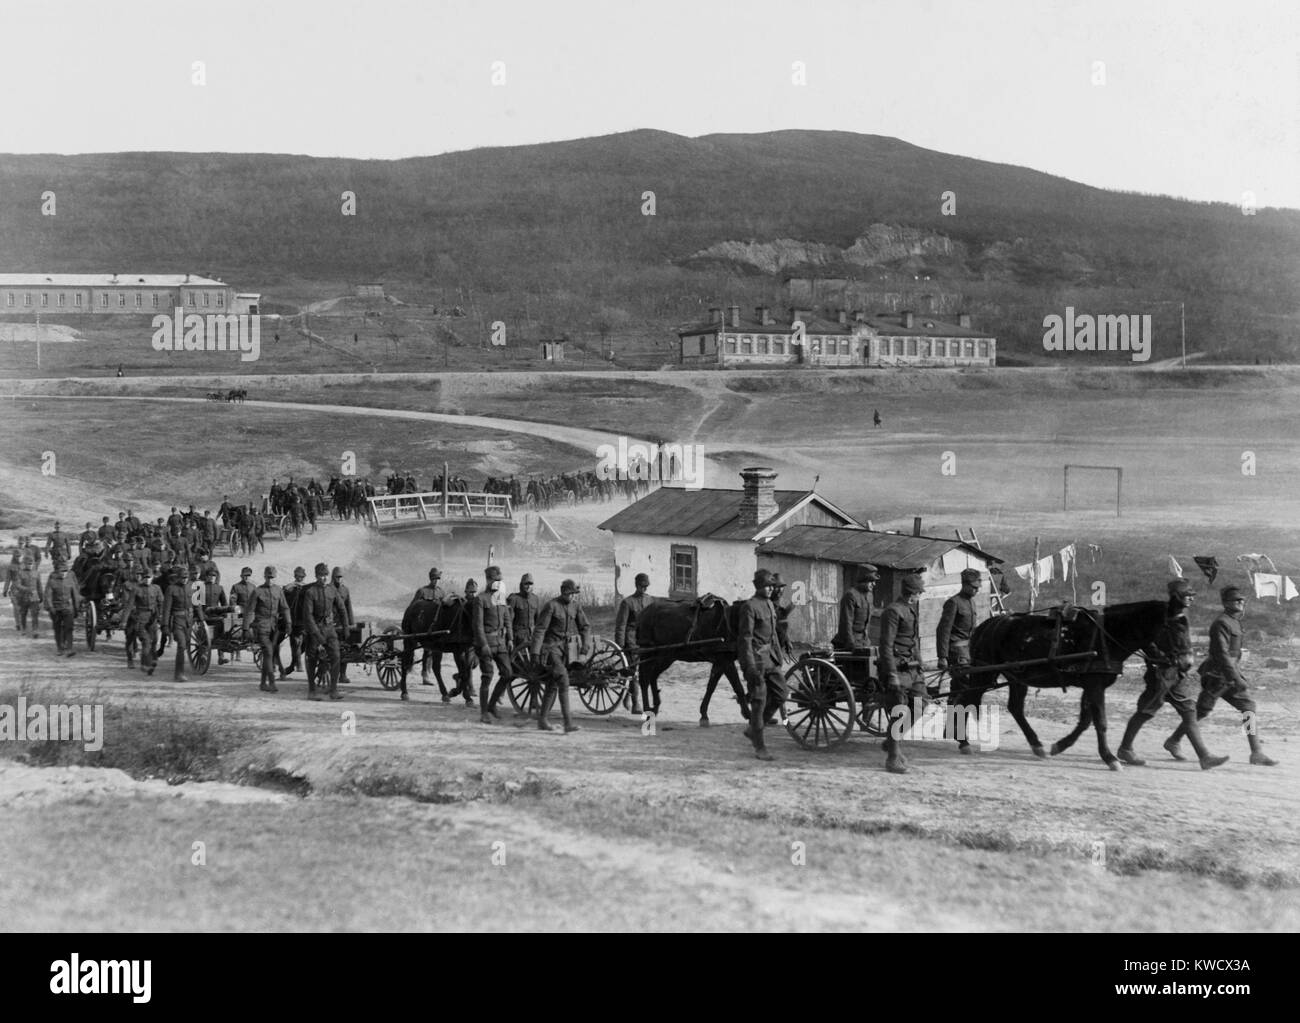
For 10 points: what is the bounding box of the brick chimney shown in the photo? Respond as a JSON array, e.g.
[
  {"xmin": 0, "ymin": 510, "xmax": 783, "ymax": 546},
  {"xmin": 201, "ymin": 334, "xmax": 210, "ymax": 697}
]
[
  {"xmin": 853, "ymin": 310, "xmax": 865, "ymax": 322},
  {"xmin": 958, "ymin": 312, "xmax": 972, "ymax": 328},
  {"xmin": 728, "ymin": 305, "xmax": 741, "ymax": 328},
  {"xmin": 901, "ymin": 310, "xmax": 915, "ymax": 328},
  {"xmin": 708, "ymin": 307, "xmax": 722, "ymax": 325},
  {"xmin": 755, "ymin": 305, "xmax": 773, "ymax": 326},
  {"xmin": 738, "ymin": 467, "xmax": 779, "ymax": 529},
  {"xmin": 789, "ymin": 307, "xmax": 813, "ymax": 324},
  {"xmin": 837, "ymin": 309, "xmax": 848, "ymax": 325}
]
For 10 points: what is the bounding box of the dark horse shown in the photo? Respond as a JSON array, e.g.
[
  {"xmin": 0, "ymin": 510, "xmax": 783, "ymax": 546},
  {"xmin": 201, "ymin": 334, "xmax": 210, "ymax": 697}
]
[
  {"xmin": 395, "ymin": 598, "xmax": 475, "ymax": 703},
  {"xmin": 635, "ymin": 596, "xmax": 788, "ymax": 725},
  {"xmin": 959, "ymin": 601, "xmax": 1169, "ymax": 770}
]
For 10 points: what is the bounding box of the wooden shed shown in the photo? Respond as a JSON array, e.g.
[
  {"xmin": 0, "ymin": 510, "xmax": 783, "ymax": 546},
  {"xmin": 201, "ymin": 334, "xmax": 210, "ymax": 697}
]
[{"xmin": 756, "ymin": 525, "xmax": 1004, "ymax": 665}]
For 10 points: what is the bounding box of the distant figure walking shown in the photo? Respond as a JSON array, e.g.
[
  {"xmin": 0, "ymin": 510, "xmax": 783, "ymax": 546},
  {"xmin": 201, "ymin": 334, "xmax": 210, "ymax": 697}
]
[
  {"xmin": 116, "ymin": 364, "xmax": 124, "ymax": 378},
  {"xmin": 873, "ymin": 409, "xmax": 882, "ymax": 428}
]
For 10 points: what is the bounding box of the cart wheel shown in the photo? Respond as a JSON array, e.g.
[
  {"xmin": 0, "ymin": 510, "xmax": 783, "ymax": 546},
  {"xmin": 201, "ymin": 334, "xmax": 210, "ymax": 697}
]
[
  {"xmin": 573, "ymin": 638, "xmax": 629, "ymax": 715},
  {"xmin": 377, "ymin": 657, "xmax": 403, "ymax": 690},
  {"xmin": 507, "ymin": 650, "xmax": 547, "ymax": 716},
  {"xmin": 856, "ymin": 680, "xmax": 891, "ymax": 737},
  {"xmin": 782, "ymin": 657, "xmax": 856, "ymax": 750},
  {"xmin": 375, "ymin": 629, "xmax": 404, "ymax": 690},
  {"xmin": 189, "ymin": 620, "xmax": 211, "ymax": 676},
  {"xmin": 85, "ymin": 601, "xmax": 98, "ymax": 651}
]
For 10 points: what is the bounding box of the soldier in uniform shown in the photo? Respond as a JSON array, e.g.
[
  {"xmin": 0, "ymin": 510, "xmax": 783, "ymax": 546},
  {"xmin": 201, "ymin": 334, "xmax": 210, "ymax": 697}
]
[
  {"xmin": 1164, "ymin": 585, "xmax": 1277, "ymax": 767},
  {"xmin": 199, "ymin": 568, "xmax": 232, "ymax": 664},
  {"xmin": 614, "ymin": 573, "xmax": 654, "ymax": 714},
  {"xmin": 21, "ymin": 535, "xmax": 43, "ymax": 573},
  {"xmin": 447, "ymin": 579, "xmax": 480, "ymax": 704},
  {"xmin": 472, "ymin": 565, "xmax": 515, "ymax": 723},
  {"xmin": 230, "ymin": 567, "xmax": 256, "ymax": 615},
  {"xmin": 78, "ymin": 522, "xmax": 98, "ymax": 551},
  {"xmin": 121, "ymin": 564, "xmax": 163, "ymax": 675},
  {"xmin": 245, "ymin": 566, "xmax": 293, "ymax": 693},
  {"xmin": 879, "ymin": 574, "xmax": 928, "ymax": 774},
  {"xmin": 832, "ymin": 565, "xmax": 879, "ymax": 651},
  {"xmin": 409, "ymin": 567, "xmax": 447, "ymax": 692},
  {"xmin": 279, "ymin": 566, "xmax": 308, "ymax": 677},
  {"xmin": 1116, "ymin": 579, "xmax": 1228, "ymax": 770},
  {"xmin": 506, "ymin": 574, "xmax": 541, "ymax": 685},
  {"xmin": 937, "ymin": 568, "xmax": 982, "ymax": 752},
  {"xmin": 531, "ymin": 579, "xmax": 590, "ymax": 732},
  {"xmin": 160, "ymin": 567, "xmax": 195, "ymax": 682},
  {"xmin": 41, "ymin": 559, "xmax": 81, "ymax": 657},
  {"xmin": 301, "ymin": 562, "xmax": 347, "ymax": 700},
  {"xmin": 331, "ymin": 567, "xmax": 355, "ymax": 684},
  {"xmin": 97, "ymin": 516, "xmax": 116, "ymax": 542},
  {"xmin": 6, "ymin": 554, "xmax": 43, "ymax": 638},
  {"xmin": 46, "ymin": 521, "xmax": 72, "ymax": 563},
  {"xmin": 736, "ymin": 569, "xmax": 783, "ymax": 761}
]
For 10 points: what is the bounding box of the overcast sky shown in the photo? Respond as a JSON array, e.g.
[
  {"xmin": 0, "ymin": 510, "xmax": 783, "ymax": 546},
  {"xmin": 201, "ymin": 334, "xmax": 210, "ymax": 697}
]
[{"xmin": 3, "ymin": 0, "xmax": 1296, "ymax": 207}]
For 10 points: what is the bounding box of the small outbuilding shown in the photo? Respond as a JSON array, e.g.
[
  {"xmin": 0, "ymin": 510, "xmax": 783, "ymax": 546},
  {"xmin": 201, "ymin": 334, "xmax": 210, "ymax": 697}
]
[{"xmin": 756, "ymin": 525, "xmax": 1004, "ymax": 665}]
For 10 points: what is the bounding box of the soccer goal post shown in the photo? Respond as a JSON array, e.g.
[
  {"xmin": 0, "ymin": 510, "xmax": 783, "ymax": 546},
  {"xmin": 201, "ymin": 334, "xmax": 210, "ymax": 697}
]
[{"xmin": 1063, "ymin": 464, "xmax": 1122, "ymax": 517}]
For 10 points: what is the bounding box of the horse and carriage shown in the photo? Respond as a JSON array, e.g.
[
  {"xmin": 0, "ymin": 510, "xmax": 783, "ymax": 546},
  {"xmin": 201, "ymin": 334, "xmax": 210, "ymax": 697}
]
[{"xmin": 205, "ymin": 388, "xmax": 248, "ymax": 403}]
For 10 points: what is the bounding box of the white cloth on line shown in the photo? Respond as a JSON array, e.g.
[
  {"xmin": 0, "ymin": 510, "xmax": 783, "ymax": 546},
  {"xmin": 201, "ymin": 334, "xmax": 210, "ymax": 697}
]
[
  {"xmin": 1036, "ymin": 555, "xmax": 1054, "ymax": 583},
  {"xmin": 1253, "ymin": 573, "xmax": 1282, "ymax": 600},
  {"xmin": 1014, "ymin": 563, "xmax": 1032, "ymax": 580},
  {"xmin": 1059, "ymin": 544, "xmax": 1075, "ymax": 581},
  {"xmin": 1168, "ymin": 555, "xmax": 1183, "ymax": 578}
]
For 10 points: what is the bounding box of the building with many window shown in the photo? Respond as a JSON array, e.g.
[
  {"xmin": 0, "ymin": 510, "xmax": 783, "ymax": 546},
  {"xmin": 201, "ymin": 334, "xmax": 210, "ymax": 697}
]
[
  {"xmin": 677, "ymin": 305, "xmax": 996, "ymax": 368},
  {"xmin": 0, "ymin": 273, "xmax": 237, "ymax": 315}
]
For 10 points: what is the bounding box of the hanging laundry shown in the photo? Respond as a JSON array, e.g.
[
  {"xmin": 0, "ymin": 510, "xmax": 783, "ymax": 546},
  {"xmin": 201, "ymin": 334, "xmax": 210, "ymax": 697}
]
[
  {"xmin": 1286, "ymin": 577, "xmax": 1299, "ymax": 601},
  {"xmin": 1168, "ymin": 556, "xmax": 1183, "ymax": 578},
  {"xmin": 1036, "ymin": 555, "xmax": 1054, "ymax": 583},
  {"xmin": 1014, "ymin": 563, "xmax": 1032, "ymax": 580},
  {"xmin": 1059, "ymin": 543, "xmax": 1076, "ymax": 582},
  {"xmin": 1193, "ymin": 556, "xmax": 1219, "ymax": 584},
  {"xmin": 1252, "ymin": 573, "xmax": 1283, "ymax": 601}
]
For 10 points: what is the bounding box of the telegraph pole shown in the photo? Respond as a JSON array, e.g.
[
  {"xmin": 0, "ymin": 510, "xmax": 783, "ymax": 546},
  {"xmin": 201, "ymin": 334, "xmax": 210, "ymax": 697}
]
[{"xmin": 1180, "ymin": 301, "xmax": 1186, "ymax": 368}]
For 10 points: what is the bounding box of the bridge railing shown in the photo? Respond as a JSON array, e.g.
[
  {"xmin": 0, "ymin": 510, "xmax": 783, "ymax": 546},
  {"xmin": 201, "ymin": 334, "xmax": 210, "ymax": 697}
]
[{"xmin": 367, "ymin": 491, "xmax": 515, "ymax": 524}]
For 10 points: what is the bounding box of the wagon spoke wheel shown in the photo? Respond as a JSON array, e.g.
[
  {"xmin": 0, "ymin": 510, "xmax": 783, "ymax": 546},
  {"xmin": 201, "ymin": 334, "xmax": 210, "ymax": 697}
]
[
  {"xmin": 189, "ymin": 620, "xmax": 211, "ymax": 676},
  {"xmin": 84, "ymin": 601, "xmax": 98, "ymax": 651},
  {"xmin": 782, "ymin": 657, "xmax": 855, "ymax": 750},
  {"xmin": 507, "ymin": 650, "xmax": 547, "ymax": 716},
  {"xmin": 373, "ymin": 628, "xmax": 403, "ymax": 689},
  {"xmin": 856, "ymin": 679, "xmax": 891, "ymax": 737},
  {"xmin": 572, "ymin": 637, "xmax": 629, "ymax": 716}
]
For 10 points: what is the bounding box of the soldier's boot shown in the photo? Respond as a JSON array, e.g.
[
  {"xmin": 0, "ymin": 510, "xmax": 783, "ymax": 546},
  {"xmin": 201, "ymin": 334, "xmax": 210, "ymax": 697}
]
[
  {"xmin": 560, "ymin": 688, "xmax": 580, "ymax": 734},
  {"xmin": 883, "ymin": 734, "xmax": 909, "ymax": 774},
  {"xmin": 1247, "ymin": 731, "xmax": 1278, "ymax": 767},
  {"xmin": 746, "ymin": 693, "xmax": 773, "ymax": 760},
  {"xmin": 1178, "ymin": 713, "xmax": 1227, "ymax": 770},
  {"xmin": 478, "ymin": 681, "xmax": 495, "ymax": 724},
  {"xmin": 487, "ymin": 679, "xmax": 509, "ymax": 719},
  {"xmin": 174, "ymin": 644, "xmax": 189, "ymax": 683},
  {"xmin": 328, "ymin": 667, "xmax": 344, "ymax": 700},
  {"xmin": 1116, "ymin": 715, "xmax": 1148, "ymax": 766},
  {"xmin": 537, "ymin": 686, "xmax": 557, "ymax": 731}
]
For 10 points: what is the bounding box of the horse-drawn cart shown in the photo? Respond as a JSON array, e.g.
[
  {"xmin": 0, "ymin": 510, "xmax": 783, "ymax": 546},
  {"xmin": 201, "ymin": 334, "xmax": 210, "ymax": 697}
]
[{"xmin": 506, "ymin": 637, "xmax": 631, "ymax": 717}]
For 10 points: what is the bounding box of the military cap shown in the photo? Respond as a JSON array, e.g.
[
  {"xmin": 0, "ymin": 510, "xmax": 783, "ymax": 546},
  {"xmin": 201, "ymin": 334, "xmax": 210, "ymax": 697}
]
[
  {"xmin": 206, "ymin": 567, "xmax": 219, "ymax": 578},
  {"xmin": 331, "ymin": 567, "xmax": 344, "ymax": 579},
  {"xmin": 901, "ymin": 575, "xmax": 926, "ymax": 595},
  {"xmin": 314, "ymin": 562, "xmax": 329, "ymax": 576},
  {"xmin": 960, "ymin": 568, "xmax": 983, "ymax": 583},
  {"xmin": 465, "ymin": 578, "xmax": 479, "ymax": 592},
  {"xmin": 20, "ymin": 555, "xmax": 33, "ymax": 567},
  {"xmin": 428, "ymin": 567, "xmax": 443, "ymax": 580},
  {"xmin": 1220, "ymin": 586, "xmax": 1246, "ymax": 603},
  {"xmin": 293, "ymin": 566, "xmax": 306, "ymax": 579},
  {"xmin": 520, "ymin": 573, "xmax": 534, "ymax": 585},
  {"xmin": 560, "ymin": 579, "xmax": 580, "ymax": 594},
  {"xmin": 53, "ymin": 520, "xmax": 60, "ymax": 528},
  {"xmin": 485, "ymin": 565, "xmax": 503, "ymax": 581},
  {"xmin": 1167, "ymin": 578, "xmax": 1194, "ymax": 596},
  {"xmin": 240, "ymin": 566, "xmax": 253, "ymax": 577},
  {"xmin": 753, "ymin": 568, "xmax": 775, "ymax": 587},
  {"xmin": 634, "ymin": 572, "xmax": 650, "ymax": 587},
  {"xmin": 856, "ymin": 564, "xmax": 881, "ymax": 580},
  {"xmin": 264, "ymin": 566, "xmax": 277, "ymax": 578}
]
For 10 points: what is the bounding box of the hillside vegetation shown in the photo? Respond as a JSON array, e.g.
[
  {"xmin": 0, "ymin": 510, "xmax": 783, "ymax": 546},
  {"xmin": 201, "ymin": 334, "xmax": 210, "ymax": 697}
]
[{"xmin": 2, "ymin": 130, "xmax": 1297, "ymax": 361}]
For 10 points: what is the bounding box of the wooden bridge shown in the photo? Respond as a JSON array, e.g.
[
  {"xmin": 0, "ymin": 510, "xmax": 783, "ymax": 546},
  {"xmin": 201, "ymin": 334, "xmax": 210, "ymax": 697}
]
[{"xmin": 366, "ymin": 490, "xmax": 518, "ymax": 545}]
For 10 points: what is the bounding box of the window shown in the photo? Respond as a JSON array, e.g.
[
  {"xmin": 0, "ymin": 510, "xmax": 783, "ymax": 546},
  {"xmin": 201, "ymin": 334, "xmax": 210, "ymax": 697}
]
[
  {"xmin": 187, "ymin": 292, "xmax": 195, "ymax": 306},
  {"xmin": 963, "ymin": 340, "xmax": 974, "ymax": 358},
  {"xmin": 757, "ymin": 337, "xmax": 768, "ymax": 355},
  {"xmin": 905, "ymin": 338, "xmax": 916, "ymax": 356},
  {"xmin": 152, "ymin": 294, "xmax": 159, "ymax": 308},
  {"xmin": 58, "ymin": 294, "xmax": 66, "ymax": 307},
  {"xmin": 772, "ymin": 337, "xmax": 785, "ymax": 356},
  {"xmin": 740, "ymin": 336, "xmax": 753, "ymax": 355},
  {"xmin": 216, "ymin": 292, "xmax": 224, "ymax": 308},
  {"xmin": 118, "ymin": 293, "xmax": 126, "ymax": 307},
  {"xmin": 670, "ymin": 544, "xmax": 698, "ymax": 598},
  {"xmin": 25, "ymin": 293, "xmax": 32, "ymax": 306},
  {"xmin": 203, "ymin": 292, "xmax": 210, "ymax": 307},
  {"xmin": 4, "ymin": 293, "xmax": 11, "ymax": 306},
  {"xmin": 135, "ymin": 293, "xmax": 142, "ymax": 307},
  {"xmin": 41, "ymin": 293, "xmax": 48, "ymax": 307},
  {"xmin": 74, "ymin": 293, "xmax": 82, "ymax": 307},
  {"xmin": 809, "ymin": 338, "xmax": 821, "ymax": 356},
  {"xmin": 978, "ymin": 340, "xmax": 990, "ymax": 358},
  {"xmin": 100, "ymin": 293, "xmax": 108, "ymax": 307},
  {"xmin": 724, "ymin": 337, "xmax": 736, "ymax": 355},
  {"xmin": 840, "ymin": 339, "xmax": 850, "ymax": 355}
]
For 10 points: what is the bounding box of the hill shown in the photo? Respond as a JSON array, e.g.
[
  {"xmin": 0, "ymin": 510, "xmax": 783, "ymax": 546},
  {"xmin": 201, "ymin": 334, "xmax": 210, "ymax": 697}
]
[{"xmin": 1, "ymin": 130, "xmax": 1297, "ymax": 361}]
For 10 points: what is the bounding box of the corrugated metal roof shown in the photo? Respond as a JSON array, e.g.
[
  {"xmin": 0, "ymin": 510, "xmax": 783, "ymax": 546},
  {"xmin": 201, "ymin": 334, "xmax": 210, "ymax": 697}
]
[
  {"xmin": 598, "ymin": 488, "xmax": 817, "ymax": 540},
  {"xmin": 0, "ymin": 273, "xmax": 228, "ymax": 287},
  {"xmin": 760, "ymin": 524, "xmax": 1003, "ymax": 567}
]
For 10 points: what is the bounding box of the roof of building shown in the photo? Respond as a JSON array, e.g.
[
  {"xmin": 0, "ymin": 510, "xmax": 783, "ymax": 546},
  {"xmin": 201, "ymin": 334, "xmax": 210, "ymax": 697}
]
[
  {"xmin": 0, "ymin": 273, "xmax": 228, "ymax": 288},
  {"xmin": 677, "ymin": 310, "xmax": 993, "ymax": 339},
  {"xmin": 597, "ymin": 487, "xmax": 855, "ymax": 542},
  {"xmin": 758, "ymin": 524, "xmax": 1003, "ymax": 567}
]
